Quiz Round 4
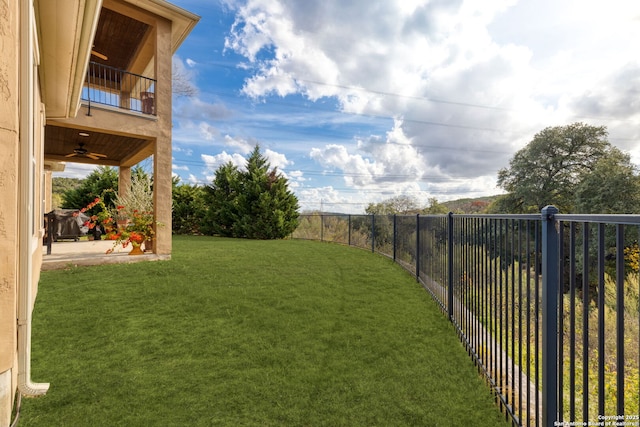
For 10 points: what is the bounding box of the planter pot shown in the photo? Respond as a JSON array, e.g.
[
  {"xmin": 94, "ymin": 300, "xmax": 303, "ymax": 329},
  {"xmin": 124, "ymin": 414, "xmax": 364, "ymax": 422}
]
[{"xmin": 129, "ymin": 244, "xmax": 144, "ymax": 256}]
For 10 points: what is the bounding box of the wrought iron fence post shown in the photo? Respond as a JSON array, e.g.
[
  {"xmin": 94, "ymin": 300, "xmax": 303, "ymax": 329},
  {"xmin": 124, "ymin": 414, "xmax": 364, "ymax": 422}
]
[
  {"xmin": 415, "ymin": 214, "xmax": 420, "ymax": 282},
  {"xmin": 348, "ymin": 215, "xmax": 352, "ymax": 246},
  {"xmin": 371, "ymin": 215, "xmax": 375, "ymax": 253},
  {"xmin": 541, "ymin": 205, "xmax": 559, "ymax": 427},
  {"xmin": 46, "ymin": 211, "xmax": 54, "ymax": 255},
  {"xmin": 393, "ymin": 214, "xmax": 397, "ymax": 262},
  {"xmin": 447, "ymin": 212, "xmax": 454, "ymax": 320},
  {"xmin": 320, "ymin": 214, "xmax": 324, "ymax": 242}
]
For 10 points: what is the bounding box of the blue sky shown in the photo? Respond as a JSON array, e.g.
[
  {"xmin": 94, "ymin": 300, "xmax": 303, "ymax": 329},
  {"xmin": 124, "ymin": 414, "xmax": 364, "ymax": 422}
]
[{"xmin": 62, "ymin": 0, "xmax": 640, "ymax": 213}]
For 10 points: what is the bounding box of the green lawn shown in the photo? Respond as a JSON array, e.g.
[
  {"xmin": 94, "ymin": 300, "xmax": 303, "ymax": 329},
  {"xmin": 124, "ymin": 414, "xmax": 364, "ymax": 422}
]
[{"xmin": 21, "ymin": 236, "xmax": 509, "ymax": 426}]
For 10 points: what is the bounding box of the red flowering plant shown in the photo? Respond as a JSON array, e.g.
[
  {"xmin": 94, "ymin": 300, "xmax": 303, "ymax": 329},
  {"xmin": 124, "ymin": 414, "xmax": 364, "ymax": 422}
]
[
  {"xmin": 75, "ymin": 180, "xmax": 157, "ymax": 254},
  {"xmin": 104, "ymin": 205, "xmax": 155, "ymax": 253},
  {"xmin": 74, "ymin": 196, "xmax": 115, "ymax": 234}
]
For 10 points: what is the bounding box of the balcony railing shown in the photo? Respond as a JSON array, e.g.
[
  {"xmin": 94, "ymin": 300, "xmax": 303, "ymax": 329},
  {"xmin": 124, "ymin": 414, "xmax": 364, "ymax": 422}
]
[
  {"xmin": 82, "ymin": 61, "xmax": 156, "ymax": 115},
  {"xmin": 293, "ymin": 209, "xmax": 640, "ymax": 427}
]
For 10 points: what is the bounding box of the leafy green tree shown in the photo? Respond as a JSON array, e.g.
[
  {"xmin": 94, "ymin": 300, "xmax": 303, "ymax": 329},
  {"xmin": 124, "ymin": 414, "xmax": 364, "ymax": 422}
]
[
  {"xmin": 204, "ymin": 146, "xmax": 299, "ymax": 239},
  {"xmin": 51, "ymin": 177, "xmax": 82, "ymax": 210},
  {"xmin": 171, "ymin": 177, "xmax": 207, "ymax": 235},
  {"xmin": 365, "ymin": 195, "xmax": 418, "ymax": 214},
  {"xmin": 363, "ymin": 196, "xmax": 417, "ymax": 251},
  {"xmin": 61, "ymin": 166, "xmax": 118, "ymax": 211},
  {"xmin": 497, "ymin": 123, "xmax": 611, "ymax": 213},
  {"xmin": 423, "ymin": 198, "xmax": 449, "ymax": 214},
  {"xmin": 573, "ymin": 147, "xmax": 640, "ymax": 214},
  {"xmin": 52, "ymin": 177, "xmax": 82, "ymax": 194}
]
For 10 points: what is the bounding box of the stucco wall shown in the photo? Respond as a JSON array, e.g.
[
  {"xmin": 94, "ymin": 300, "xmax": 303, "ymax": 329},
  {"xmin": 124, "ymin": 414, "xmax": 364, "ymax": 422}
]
[
  {"xmin": 153, "ymin": 15, "xmax": 172, "ymax": 256},
  {"xmin": 0, "ymin": 0, "xmax": 19, "ymax": 423}
]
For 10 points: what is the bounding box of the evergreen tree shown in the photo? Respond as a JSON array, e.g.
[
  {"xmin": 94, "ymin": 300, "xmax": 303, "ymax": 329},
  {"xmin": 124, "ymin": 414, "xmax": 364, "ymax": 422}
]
[
  {"xmin": 171, "ymin": 177, "xmax": 207, "ymax": 235},
  {"xmin": 203, "ymin": 162, "xmax": 241, "ymax": 237},
  {"xmin": 204, "ymin": 145, "xmax": 299, "ymax": 239}
]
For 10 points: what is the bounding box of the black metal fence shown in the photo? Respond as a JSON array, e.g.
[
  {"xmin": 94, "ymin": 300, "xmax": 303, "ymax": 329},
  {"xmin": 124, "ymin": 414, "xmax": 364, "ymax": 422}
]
[
  {"xmin": 82, "ymin": 61, "xmax": 156, "ymax": 115},
  {"xmin": 292, "ymin": 209, "xmax": 640, "ymax": 427}
]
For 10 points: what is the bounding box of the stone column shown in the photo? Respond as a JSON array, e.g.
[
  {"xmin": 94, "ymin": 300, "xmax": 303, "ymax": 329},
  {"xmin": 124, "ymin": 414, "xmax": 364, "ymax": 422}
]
[
  {"xmin": 118, "ymin": 166, "xmax": 131, "ymax": 200},
  {"xmin": 153, "ymin": 17, "xmax": 172, "ymax": 256}
]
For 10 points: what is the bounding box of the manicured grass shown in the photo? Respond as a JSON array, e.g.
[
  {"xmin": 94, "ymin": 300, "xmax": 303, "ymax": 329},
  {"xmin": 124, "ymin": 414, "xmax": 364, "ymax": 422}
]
[{"xmin": 21, "ymin": 236, "xmax": 509, "ymax": 426}]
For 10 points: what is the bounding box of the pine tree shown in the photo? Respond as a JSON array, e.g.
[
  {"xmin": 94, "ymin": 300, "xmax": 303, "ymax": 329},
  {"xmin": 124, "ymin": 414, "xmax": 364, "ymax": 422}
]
[
  {"xmin": 204, "ymin": 145, "xmax": 299, "ymax": 239},
  {"xmin": 203, "ymin": 162, "xmax": 241, "ymax": 237}
]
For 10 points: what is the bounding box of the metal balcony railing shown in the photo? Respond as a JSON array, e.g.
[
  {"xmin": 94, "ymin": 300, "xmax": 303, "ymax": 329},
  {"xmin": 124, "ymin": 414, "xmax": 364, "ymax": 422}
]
[{"xmin": 82, "ymin": 61, "xmax": 156, "ymax": 115}]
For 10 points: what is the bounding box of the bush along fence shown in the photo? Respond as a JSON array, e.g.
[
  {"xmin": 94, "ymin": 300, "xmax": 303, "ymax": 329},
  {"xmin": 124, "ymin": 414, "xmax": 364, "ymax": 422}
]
[{"xmin": 292, "ymin": 208, "xmax": 640, "ymax": 427}]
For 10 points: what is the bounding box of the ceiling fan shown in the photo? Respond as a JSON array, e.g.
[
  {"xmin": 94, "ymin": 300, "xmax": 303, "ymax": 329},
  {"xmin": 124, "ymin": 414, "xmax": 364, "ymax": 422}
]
[{"xmin": 65, "ymin": 142, "xmax": 107, "ymax": 160}]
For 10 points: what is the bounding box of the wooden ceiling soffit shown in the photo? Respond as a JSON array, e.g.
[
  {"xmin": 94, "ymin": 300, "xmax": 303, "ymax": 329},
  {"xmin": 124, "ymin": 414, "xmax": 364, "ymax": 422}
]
[{"xmin": 119, "ymin": 139, "xmax": 155, "ymax": 167}]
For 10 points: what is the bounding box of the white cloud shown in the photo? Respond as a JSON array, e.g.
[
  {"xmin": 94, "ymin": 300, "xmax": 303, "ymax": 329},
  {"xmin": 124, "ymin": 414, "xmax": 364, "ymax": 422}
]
[
  {"xmin": 173, "ymin": 146, "xmax": 193, "ymax": 156},
  {"xmin": 172, "ymin": 164, "xmax": 189, "ymax": 171},
  {"xmin": 199, "ymin": 147, "xmax": 293, "ymax": 186},
  {"xmin": 224, "ymin": 134, "xmax": 254, "ymax": 154},
  {"xmin": 224, "ymin": 0, "xmax": 640, "ymax": 196},
  {"xmin": 199, "ymin": 122, "xmax": 218, "ymax": 141},
  {"xmin": 264, "ymin": 148, "xmax": 292, "ymax": 170},
  {"xmin": 201, "ymin": 151, "xmax": 244, "ymax": 182},
  {"xmin": 53, "ymin": 163, "xmax": 98, "ymax": 179},
  {"xmin": 174, "ymin": 97, "xmax": 233, "ymax": 123}
]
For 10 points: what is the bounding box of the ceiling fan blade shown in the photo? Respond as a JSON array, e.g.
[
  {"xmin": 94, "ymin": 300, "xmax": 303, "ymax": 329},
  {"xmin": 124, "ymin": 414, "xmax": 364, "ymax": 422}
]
[
  {"xmin": 65, "ymin": 153, "xmax": 77, "ymax": 158},
  {"xmin": 86, "ymin": 154, "xmax": 101, "ymax": 160},
  {"xmin": 91, "ymin": 50, "xmax": 108, "ymax": 61},
  {"xmin": 89, "ymin": 153, "xmax": 107, "ymax": 158}
]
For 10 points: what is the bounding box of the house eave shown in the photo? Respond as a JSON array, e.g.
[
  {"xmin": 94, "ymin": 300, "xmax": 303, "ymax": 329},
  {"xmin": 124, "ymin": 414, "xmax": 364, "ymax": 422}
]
[
  {"xmin": 35, "ymin": 0, "xmax": 103, "ymax": 119},
  {"xmin": 125, "ymin": 0, "xmax": 200, "ymax": 54}
]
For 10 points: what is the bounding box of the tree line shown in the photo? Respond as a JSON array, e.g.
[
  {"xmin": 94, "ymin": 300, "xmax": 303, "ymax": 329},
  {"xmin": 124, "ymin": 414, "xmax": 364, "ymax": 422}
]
[
  {"xmin": 59, "ymin": 146, "xmax": 299, "ymax": 240},
  {"xmin": 368, "ymin": 122, "xmax": 640, "ymax": 215},
  {"xmin": 55, "ymin": 122, "xmax": 640, "ymax": 240}
]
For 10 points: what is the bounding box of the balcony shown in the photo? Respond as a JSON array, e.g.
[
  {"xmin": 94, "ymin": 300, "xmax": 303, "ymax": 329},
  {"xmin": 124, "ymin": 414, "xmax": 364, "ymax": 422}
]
[{"xmin": 82, "ymin": 61, "xmax": 156, "ymax": 116}]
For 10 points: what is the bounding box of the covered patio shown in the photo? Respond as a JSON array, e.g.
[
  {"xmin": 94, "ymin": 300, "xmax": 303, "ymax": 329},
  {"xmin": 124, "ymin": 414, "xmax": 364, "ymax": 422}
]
[{"xmin": 42, "ymin": 239, "xmax": 170, "ymax": 271}]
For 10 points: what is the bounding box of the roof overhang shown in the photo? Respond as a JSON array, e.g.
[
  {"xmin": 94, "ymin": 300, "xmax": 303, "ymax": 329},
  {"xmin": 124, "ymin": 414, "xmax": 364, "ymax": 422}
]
[
  {"xmin": 36, "ymin": 0, "xmax": 198, "ymax": 121},
  {"xmin": 128, "ymin": 0, "xmax": 200, "ymax": 54},
  {"xmin": 35, "ymin": 0, "xmax": 103, "ymax": 119}
]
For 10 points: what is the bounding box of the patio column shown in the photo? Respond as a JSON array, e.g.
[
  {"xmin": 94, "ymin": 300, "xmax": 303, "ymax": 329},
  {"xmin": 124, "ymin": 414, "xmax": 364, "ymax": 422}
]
[
  {"xmin": 118, "ymin": 166, "xmax": 131, "ymax": 200},
  {"xmin": 153, "ymin": 16, "xmax": 172, "ymax": 256}
]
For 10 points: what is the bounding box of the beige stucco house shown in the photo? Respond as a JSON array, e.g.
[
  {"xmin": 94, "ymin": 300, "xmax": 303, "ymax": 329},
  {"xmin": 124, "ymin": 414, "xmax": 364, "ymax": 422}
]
[{"xmin": 0, "ymin": 1, "xmax": 198, "ymax": 424}]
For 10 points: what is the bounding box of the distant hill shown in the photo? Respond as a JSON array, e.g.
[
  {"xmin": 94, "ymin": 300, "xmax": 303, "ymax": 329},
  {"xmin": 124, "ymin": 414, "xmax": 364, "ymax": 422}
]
[
  {"xmin": 442, "ymin": 195, "xmax": 502, "ymax": 214},
  {"xmin": 51, "ymin": 177, "xmax": 83, "ymax": 210}
]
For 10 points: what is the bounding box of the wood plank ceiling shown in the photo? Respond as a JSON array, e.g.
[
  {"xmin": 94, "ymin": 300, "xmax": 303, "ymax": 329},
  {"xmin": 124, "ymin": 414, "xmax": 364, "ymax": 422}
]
[
  {"xmin": 44, "ymin": 5, "xmax": 155, "ymax": 168},
  {"xmin": 44, "ymin": 125, "xmax": 152, "ymax": 166}
]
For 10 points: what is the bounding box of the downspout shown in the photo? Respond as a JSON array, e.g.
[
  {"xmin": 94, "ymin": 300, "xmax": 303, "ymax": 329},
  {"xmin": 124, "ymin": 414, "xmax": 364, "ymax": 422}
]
[{"xmin": 17, "ymin": 0, "xmax": 49, "ymax": 398}]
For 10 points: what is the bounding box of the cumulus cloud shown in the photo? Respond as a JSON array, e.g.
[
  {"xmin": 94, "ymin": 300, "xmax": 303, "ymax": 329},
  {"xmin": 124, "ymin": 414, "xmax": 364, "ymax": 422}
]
[
  {"xmin": 201, "ymin": 151, "xmax": 247, "ymax": 182},
  {"xmin": 224, "ymin": 0, "xmax": 640, "ymax": 189},
  {"xmin": 200, "ymin": 147, "xmax": 293, "ymax": 183},
  {"xmin": 264, "ymin": 148, "xmax": 292, "ymax": 170},
  {"xmin": 223, "ymin": 135, "xmax": 254, "ymax": 154}
]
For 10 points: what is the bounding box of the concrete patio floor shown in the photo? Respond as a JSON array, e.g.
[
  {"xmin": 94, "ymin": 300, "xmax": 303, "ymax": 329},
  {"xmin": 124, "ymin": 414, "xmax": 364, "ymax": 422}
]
[{"xmin": 42, "ymin": 239, "xmax": 170, "ymax": 271}]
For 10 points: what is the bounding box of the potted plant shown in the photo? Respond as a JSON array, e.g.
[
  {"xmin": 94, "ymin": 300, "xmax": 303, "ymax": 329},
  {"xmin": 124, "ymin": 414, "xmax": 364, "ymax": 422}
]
[{"xmin": 76, "ymin": 175, "xmax": 158, "ymax": 255}]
